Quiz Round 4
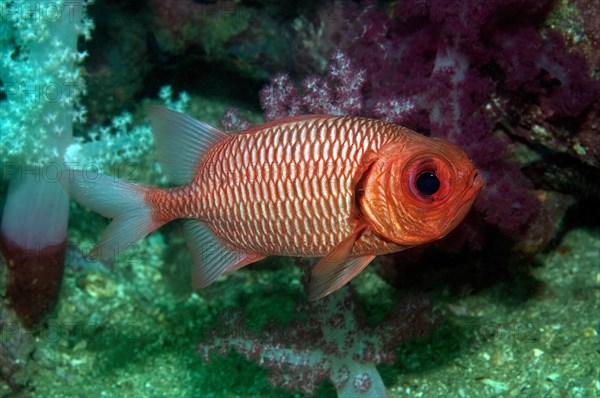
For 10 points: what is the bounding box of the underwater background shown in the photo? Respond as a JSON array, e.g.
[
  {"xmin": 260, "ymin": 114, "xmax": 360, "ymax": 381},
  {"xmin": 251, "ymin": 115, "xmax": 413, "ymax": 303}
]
[{"xmin": 0, "ymin": 0, "xmax": 599, "ymax": 397}]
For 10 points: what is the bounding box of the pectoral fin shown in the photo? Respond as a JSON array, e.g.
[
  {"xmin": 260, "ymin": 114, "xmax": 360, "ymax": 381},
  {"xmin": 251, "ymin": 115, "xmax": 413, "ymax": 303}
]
[{"xmin": 308, "ymin": 225, "xmax": 375, "ymax": 301}]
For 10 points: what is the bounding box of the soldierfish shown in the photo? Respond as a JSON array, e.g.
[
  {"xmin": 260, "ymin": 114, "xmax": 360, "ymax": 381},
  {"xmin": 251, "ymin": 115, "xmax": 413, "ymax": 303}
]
[{"xmin": 67, "ymin": 107, "xmax": 484, "ymax": 300}]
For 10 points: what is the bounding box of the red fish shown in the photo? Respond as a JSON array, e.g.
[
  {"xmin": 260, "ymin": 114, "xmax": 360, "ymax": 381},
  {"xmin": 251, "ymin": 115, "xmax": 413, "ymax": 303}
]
[{"xmin": 68, "ymin": 107, "xmax": 483, "ymax": 300}]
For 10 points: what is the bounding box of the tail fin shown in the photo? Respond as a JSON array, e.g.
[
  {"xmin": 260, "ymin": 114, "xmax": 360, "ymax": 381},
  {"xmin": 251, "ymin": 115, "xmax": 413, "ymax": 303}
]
[{"xmin": 66, "ymin": 172, "xmax": 163, "ymax": 261}]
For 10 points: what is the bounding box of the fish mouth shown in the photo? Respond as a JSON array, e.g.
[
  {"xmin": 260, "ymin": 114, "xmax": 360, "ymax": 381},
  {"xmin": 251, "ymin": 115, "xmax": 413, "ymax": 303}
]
[
  {"xmin": 450, "ymin": 169, "xmax": 484, "ymax": 225},
  {"xmin": 471, "ymin": 170, "xmax": 484, "ymax": 192},
  {"xmin": 438, "ymin": 170, "xmax": 483, "ymax": 233}
]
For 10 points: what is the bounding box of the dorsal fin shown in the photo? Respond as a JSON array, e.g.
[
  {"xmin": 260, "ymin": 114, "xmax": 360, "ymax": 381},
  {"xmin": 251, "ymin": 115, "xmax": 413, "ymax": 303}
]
[{"xmin": 147, "ymin": 106, "xmax": 228, "ymax": 185}]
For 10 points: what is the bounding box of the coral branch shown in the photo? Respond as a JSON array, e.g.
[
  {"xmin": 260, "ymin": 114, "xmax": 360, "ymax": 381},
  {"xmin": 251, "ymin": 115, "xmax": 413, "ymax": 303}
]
[{"xmin": 199, "ymin": 287, "xmax": 439, "ymax": 397}]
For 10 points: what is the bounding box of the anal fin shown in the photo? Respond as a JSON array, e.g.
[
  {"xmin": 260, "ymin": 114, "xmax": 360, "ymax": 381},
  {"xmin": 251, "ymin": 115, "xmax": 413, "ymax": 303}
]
[
  {"xmin": 308, "ymin": 225, "xmax": 375, "ymax": 301},
  {"xmin": 184, "ymin": 220, "xmax": 265, "ymax": 288}
]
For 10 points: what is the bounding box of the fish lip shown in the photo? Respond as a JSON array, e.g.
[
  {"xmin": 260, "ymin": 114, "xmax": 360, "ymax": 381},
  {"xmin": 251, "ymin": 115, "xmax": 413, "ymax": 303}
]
[{"xmin": 471, "ymin": 170, "xmax": 484, "ymax": 192}]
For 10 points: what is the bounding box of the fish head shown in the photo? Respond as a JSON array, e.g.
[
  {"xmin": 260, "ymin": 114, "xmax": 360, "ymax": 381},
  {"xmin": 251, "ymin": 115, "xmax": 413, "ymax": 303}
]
[{"xmin": 358, "ymin": 136, "xmax": 484, "ymax": 246}]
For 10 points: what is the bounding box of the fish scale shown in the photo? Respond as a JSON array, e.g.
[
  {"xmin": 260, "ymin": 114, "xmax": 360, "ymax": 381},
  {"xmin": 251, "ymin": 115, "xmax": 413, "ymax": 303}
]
[{"xmin": 187, "ymin": 117, "xmax": 390, "ymax": 256}]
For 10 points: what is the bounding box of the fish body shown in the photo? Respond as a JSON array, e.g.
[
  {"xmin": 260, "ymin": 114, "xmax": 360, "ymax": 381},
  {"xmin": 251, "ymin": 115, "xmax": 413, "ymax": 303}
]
[
  {"xmin": 152, "ymin": 115, "xmax": 405, "ymax": 256},
  {"xmin": 68, "ymin": 107, "xmax": 483, "ymax": 300}
]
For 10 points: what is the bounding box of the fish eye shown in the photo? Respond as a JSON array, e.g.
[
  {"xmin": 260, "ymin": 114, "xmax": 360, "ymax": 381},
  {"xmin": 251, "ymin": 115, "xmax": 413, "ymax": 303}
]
[{"xmin": 416, "ymin": 171, "xmax": 440, "ymax": 196}]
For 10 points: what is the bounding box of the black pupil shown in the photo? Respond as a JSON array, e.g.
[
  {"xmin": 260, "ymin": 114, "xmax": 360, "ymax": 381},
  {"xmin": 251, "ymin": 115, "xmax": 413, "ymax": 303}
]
[{"xmin": 416, "ymin": 172, "xmax": 440, "ymax": 195}]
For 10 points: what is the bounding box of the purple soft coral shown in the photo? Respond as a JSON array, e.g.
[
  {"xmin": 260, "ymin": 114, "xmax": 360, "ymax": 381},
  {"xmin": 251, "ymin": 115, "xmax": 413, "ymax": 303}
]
[
  {"xmin": 262, "ymin": 0, "xmax": 599, "ymax": 245},
  {"xmin": 199, "ymin": 287, "xmax": 438, "ymax": 397},
  {"xmin": 260, "ymin": 51, "xmax": 367, "ymax": 120}
]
